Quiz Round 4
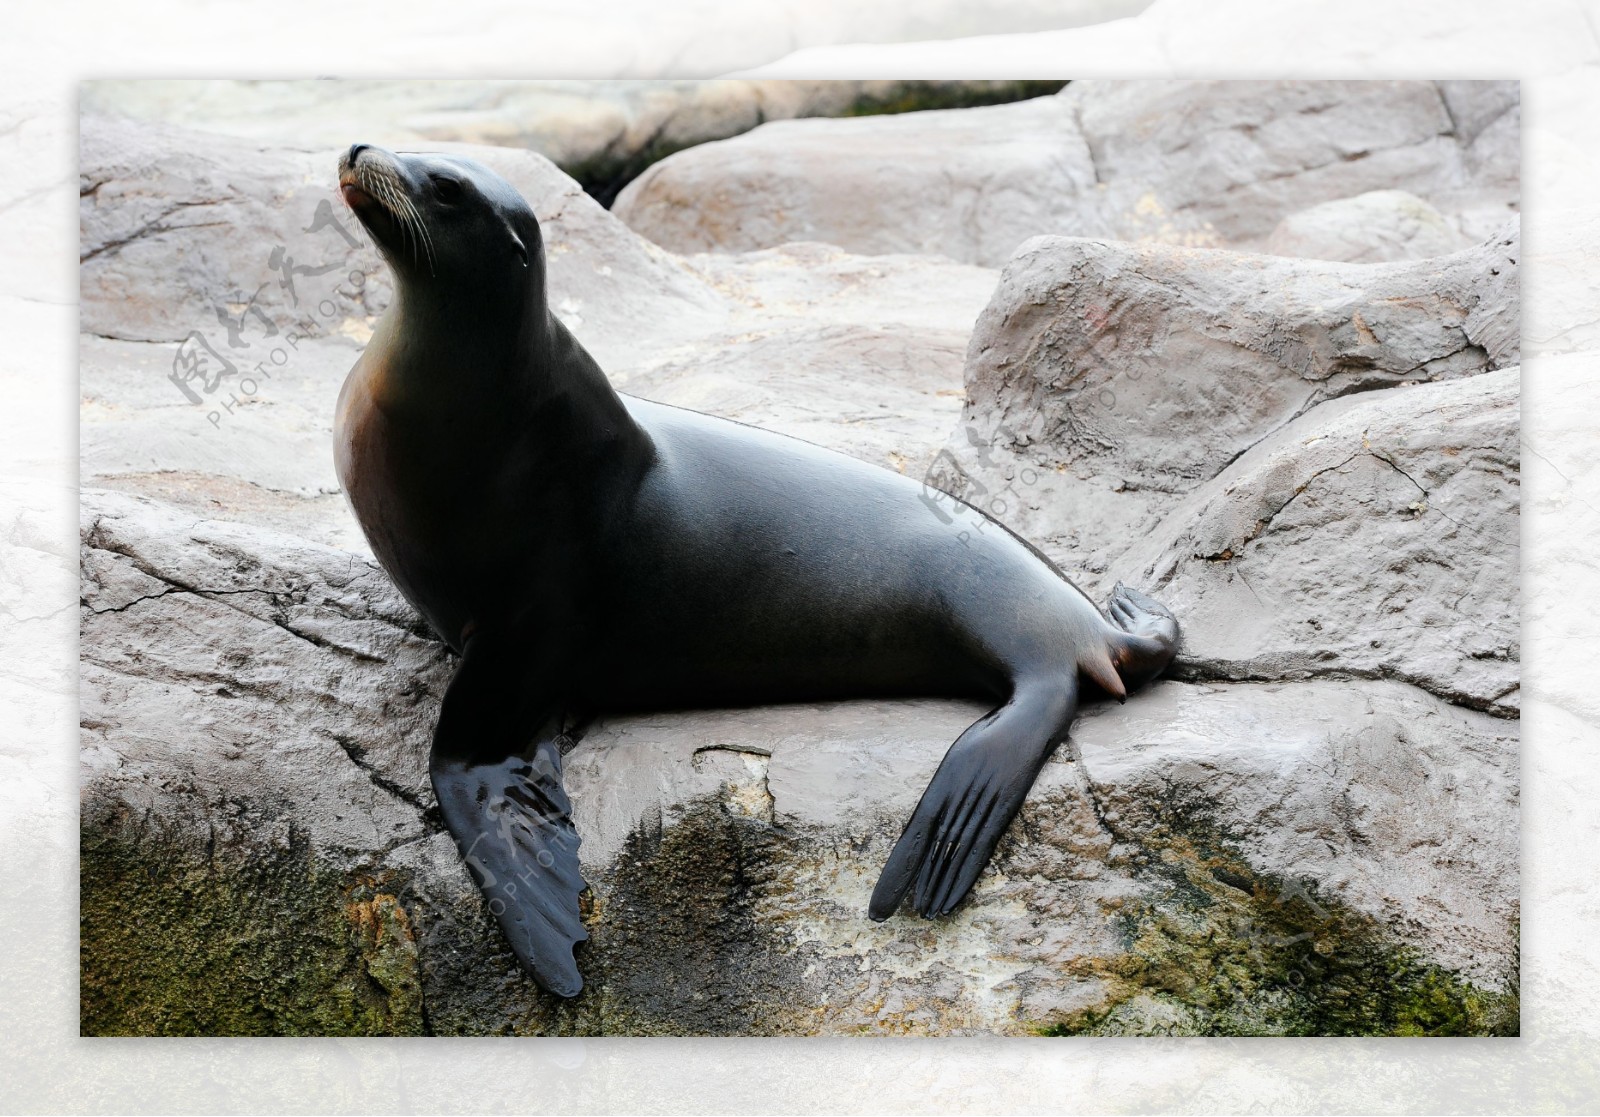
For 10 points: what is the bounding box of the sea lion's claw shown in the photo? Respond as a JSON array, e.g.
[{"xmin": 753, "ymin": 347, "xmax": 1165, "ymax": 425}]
[
  {"xmin": 1118, "ymin": 583, "xmax": 1176, "ymax": 623},
  {"xmin": 1108, "ymin": 587, "xmax": 1138, "ymax": 631}
]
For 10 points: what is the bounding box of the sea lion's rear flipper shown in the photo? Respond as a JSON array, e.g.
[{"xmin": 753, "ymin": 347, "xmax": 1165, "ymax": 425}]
[
  {"xmin": 1106, "ymin": 581, "xmax": 1180, "ymax": 693},
  {"xmin": 429, "ymin": 637, "xmax": 588, "ymax": 997},
  {"xmin": 868, "ymin": 681, "xmax": 1077, "ymax": 922}
]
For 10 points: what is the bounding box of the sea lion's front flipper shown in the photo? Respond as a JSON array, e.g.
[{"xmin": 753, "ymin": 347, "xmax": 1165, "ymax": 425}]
[
  {"xmin": 868, "ymin": 681, "xmax": 1077, "ymax": 922},
  {"xmin": 429, "ymin": 636, "xmax": 587, "ymax": 997}
]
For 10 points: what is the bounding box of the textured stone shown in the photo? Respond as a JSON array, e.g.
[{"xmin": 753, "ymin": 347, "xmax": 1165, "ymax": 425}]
[
  {"xmin": 931, "ymin": 228, "xmax": 1518, "ymax": 714},
  {"xmin": 79, "ymin": 114, "xmax": 727, "ymax": 361},
  {"xmin": 1120, "ymin": 368, "xmax": 1521, "ymax": 715},
  {"xmin": 1073, "ymin": 678, "xmax": 1518, "ymax": 985},
  {"xmin": 945, "ymin": 221, "xmax": 1518, "ymax": 503},
  {"xmin": 1066, "ymin": 79, "xmax": 1514, "ymax": 248}
]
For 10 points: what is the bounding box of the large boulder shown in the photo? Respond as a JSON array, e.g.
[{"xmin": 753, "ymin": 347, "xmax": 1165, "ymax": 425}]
[
  {"xmin": 79, "ymin": 114, "xmax": 727, "ymax": 357},
  {"xmin": 927, "ymin": 223, "xmax": 1519, "ymax": 576},
  {"xmin": 81, "ymin": 490, "xmax": 1517, "ymax": 1036},
  {"xmin": 616, "ymin": 81, "xmax": 1519, "ymax": 264},
  {"xmin": 957, "ymin": 223, "xmax": 1518, "ymax": 488},
  {"xmin": 614, "ymin": 242, "xmax": 996, "ymax": 477},
  {"xmin": 927, "ymin": 227, "xmax": 1519, "ymax": 713},
  {"xmin": 1122, "ymin": 367, "xmax": 1521, "ymax": 716},
  {"xmin": 1067, "ymin": 80, "xmax": 1518, "ymax": 249}
]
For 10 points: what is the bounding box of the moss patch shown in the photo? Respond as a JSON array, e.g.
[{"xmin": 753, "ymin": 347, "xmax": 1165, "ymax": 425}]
[
  {"xmin": 1037, "ymin": 821, "xmax": 1519, "ymax": 1037},
  {"xmin": 80, "ymin": 801, "xmax": 424, "ymax": 1036},
  {"xmin": 559, "ymin": 799, "xmax": 804, "ymax": 1036}
]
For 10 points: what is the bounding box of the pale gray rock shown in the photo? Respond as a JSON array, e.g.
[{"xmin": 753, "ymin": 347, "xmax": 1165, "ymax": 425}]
[
  {"xmin": 936, "ymin": 229, "xmax": 1518, "ymax": 714},
  {"xmin": 1265, "ymin": 190, "xmax": 1469, "ymax": 263},
  {"xmin": 79, "ymin": 491, "xmax": 449, "ymax": 862},
  {"xmin": 1067, "ymin": 80, "xmax": 1503, "ymax": 248},
  {"xmin": 1074, "ymin": 678, "xmax": 1518, "ymax": 984},
  {"xmin": 617, "ymin": 80, "xmax": 1518, "ymax": 264},
  {"xmin": 615, "ymin": 95, "xmax": 1099, "ymax": 265},
  {"xmin": 1436, "ymin": 80, "xmax": 1520, "ymax": 148},
  {"xmin": 620, "ymin": 243, "xmax": 996, "ymax": 479},
  {"xmin": 79, "ymin": 114, "xmax": 728, "ymax": 361}
]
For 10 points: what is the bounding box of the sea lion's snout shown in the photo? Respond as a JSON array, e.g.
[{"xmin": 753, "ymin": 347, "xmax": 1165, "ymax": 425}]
[
  {"xmin": 337, "ymin": 142, "xmax": 373, "ymax": 185},
  {"xmin": 338, "ymin": 143, "xmax": 437, "ymax": 274},
  {"xmin": 338, "ymin": 142, "xmax": 376, "ymax": 207}
]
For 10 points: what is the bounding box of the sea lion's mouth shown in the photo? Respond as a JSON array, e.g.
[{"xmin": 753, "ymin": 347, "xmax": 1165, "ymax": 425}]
[
  {"xmin": 338, "ymin": 144, "xmax": 436, "ymax": 275},
  {"xmin": 340, "ymin": 180, "xmax": 373, "ymax": 209}
]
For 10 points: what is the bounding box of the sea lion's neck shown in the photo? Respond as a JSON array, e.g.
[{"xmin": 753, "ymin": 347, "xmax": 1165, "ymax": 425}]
[{"xmin": 370, "ymin": 277, "xmax": 648, "ymax": 461}]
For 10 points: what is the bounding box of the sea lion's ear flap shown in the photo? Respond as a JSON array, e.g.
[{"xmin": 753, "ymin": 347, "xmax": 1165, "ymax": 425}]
[{"xmin": 507, "ymin": 225, "xmax": 528, "ymax": 268}]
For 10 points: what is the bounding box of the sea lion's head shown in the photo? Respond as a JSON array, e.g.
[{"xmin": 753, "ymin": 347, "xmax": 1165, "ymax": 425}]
[{"xmin": 338, "ymin": 144, "xmax": 538, "ymax": 295}]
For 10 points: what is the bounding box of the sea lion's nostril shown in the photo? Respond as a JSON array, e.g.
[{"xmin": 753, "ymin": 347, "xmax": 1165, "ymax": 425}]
[{"xmin": 347, "ymin": 143, "xmax": 369, "ymax": 165}]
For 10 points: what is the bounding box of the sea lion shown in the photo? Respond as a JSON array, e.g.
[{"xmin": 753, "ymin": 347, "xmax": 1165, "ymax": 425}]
[{"xmin": 333, "ymin": 143, "xmax": 1180, "ymax": 998}]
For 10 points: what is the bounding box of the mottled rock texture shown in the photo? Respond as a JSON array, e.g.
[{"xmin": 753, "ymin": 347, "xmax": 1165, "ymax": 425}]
[
  {"xmin": 79, "ymin": 85, "xmax": 1519, "ymax": 1036},
  {"xmin": 928, "ymin": 222, "xmax": 1518, "ymax": 585}
]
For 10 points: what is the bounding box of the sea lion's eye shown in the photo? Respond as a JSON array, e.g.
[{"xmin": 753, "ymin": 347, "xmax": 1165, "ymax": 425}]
[{"xmin": 432, "ymin": 176, "xmax": 463, "ymax": 203}]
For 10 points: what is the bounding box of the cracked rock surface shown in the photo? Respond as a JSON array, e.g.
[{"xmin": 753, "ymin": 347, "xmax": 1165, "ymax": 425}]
[{"xmin": 80, "ymin": 87, "xmax": 1519, "ymax": 1036}]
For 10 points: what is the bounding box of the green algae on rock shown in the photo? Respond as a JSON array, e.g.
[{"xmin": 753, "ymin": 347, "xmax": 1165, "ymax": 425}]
[
  {"xmin": 1035, "ymin": 824, "xmax": 1519, "ymax": 1037},
  {"xmin": 80, "ymin": 802, "xmax": 425, "ymax": 1037}
]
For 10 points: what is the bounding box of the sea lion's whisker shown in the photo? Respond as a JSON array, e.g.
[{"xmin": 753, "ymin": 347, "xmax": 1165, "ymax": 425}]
[
  {"xmin": 398, "ymin": 191, "xmax": 436, "ymax": 276},
  {"xmin": 350, "ymin": 153, "xmax": 437, "ymax": 277}
]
